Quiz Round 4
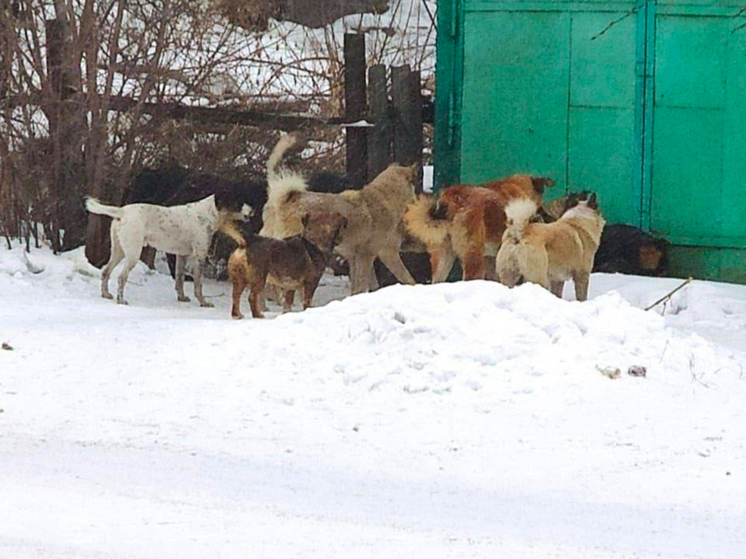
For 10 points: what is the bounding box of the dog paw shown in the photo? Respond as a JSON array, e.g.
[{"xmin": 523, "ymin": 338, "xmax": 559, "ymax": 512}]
[
  {"xmin": 199, "ymin": 301, "xmax": 215, "ymax": 308},
  {"xmin": 116, "ymin": 299, "xmax": 129, "ymax": 306},
  {"xmin": 232, "ymin": 313, "xmax": 244, "ymax": 320},
  {"xmin": 177, "ymin": 295, "xmax": 191, "ymax": 302},
  {"xmin": 102, "ymin": 292, "xmax": 114, "ymax": 300}
]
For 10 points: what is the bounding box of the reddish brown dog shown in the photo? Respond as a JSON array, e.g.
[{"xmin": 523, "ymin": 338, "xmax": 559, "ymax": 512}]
[
  {"xmin": 228, "ymin": 211, "xmax": 346, "ymax": 319},
  {"xmin": 404, "ymin": 174, "xmax": 555, "ymax": 281}
]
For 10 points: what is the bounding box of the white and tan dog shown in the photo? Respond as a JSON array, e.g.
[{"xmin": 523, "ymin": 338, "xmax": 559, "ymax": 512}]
[
  {"xmin": 86, "ymin": 194, "xmax": 251, "ymax": 306},
  {"xmin": 496, "ymin": 193, "xmax": 605, "ymax": 301}
]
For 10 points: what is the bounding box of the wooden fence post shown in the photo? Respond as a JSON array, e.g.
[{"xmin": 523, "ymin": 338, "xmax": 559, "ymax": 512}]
[
  {"xmin": 344, "ymin": 33, "xmax": 368, "ymax": 187},
  {"xmin": 46, "ymin": 19, "xmax": 87, "ymax": 253},
  {"xmin": 392, "ymin": 65, "xmax": 423, "ymax": 193},
  {"xmin": 367, "ymin": 64, "xmax": 392, "ymax": 179}
]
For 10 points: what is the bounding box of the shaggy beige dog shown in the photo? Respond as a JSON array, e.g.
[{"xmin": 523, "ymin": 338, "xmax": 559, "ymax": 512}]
[
  {"xmin": 495, "ymin": 193, "xmax": 605, "ymax": 301},
  {"xmin": 262, "ymin": 136, "xmax": 417, "ymax": 294}
]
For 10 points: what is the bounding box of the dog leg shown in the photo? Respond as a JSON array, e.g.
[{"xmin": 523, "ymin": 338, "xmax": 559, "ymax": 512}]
[
  {"xmin": 231, "ymin": 275, "xmax": 247, "ymax": 319},
  {"xmin": 101, "ymin": 228, "xmax": 124, "ymax": 300},
  {"xmin": 191, "ymin": 258, "xmax": 214, "ymax": 308},
  {"xmin": 369, "ymin": 266, "xmax": 380, "ymax": 292},
  {"xmin": 175, "ymin": 255, "xmax": 190, "ymax": 302},
  {"xmin": 281, "ymin": 289, "xmax": 294, "ymax": 313},
  {"xmin": 484, "ymin": 256, "xmax": 498, "ymax": 281},
  {"xmin": 140, "ymin": 246, "xmax": 157, "ymax": 270},
  {"xmin": 550, "ymin": 280, "xmax": 565, "ymax": 298},
  {"xmin": 462, "ymin": 249, "xmax": 486, "ymax": 281},
  {"xmin": 496, "ymin": 245, "xmax": 521, "ymax": 288},
  {"xmin": 249, "ymin": 280, "xmax": 266, "ymax": 318},
  {"xmin": 264, "ymin": 283, "xmax": 280, "ymax": 310},
  {"xmin": 351, "ymin": 253, "xmax": 375, "ymax": 295},
  {"xmin": 116, "ymin": 257, "xmax": 138, "ymax": 305},
  {"xmin": 378, "ymin": 249, "xmax": 416, "ymax": 285},
  {"xmin": 259, "ymin": 292, "xmax": 268, "ymax": 312},
  {"xmin": 573, "ymin": 272, "xmax": 590, "ymax": 302},
  {"xmin": 302, "ymin": 278, "xmax": 320, "ymax": 309},
  {"xmin": 430, "ymin": 245, "xmax": 455, "ymax": 283}
]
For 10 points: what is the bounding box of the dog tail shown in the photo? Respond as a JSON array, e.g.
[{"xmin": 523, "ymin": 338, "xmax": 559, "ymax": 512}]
[
  {"xmin": 266, "ymin": 134, "xmax": 297, "ymax": 181},
  {"xmin": 266, "ymin": 171, "xmax": 308, "ymax": 207},
  {"xmin": 263, "ymin": 167, "xmax": 308, "ymax": 240},
  {"xmin": 266, "ymin": 135, "xmax": 307, "ymax": 208},
  {"xmin": 503, "ymin": 198, "xmax": 538, "ymax": 242},
  {"xmin": 404, "ymin": 194, "xmax": 450, "ymax": 247},
  {"xmin": 85, "ymin": 198, "xmax": 124, "ymax": 220},
  {"xmin": 218, "ymin": 213, "xmax": 246, "ymax": 247}
]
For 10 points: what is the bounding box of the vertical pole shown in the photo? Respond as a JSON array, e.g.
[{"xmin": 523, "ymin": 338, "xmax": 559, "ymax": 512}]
[
  {"xmin": 344, "ymin": 33, "xmax": 368, "ymax": 187},
  {"xmin": 392, "ymin": 65, "xmax": 423, "ymax": 193},
  {"xmin": 640, "ymin": 0, "xmax": 656, "ymax": 233},
  {"xmin": 45, "ymin": 19, "xmax": 64, "ymax": 253},
  {"xmin": 47, "ymin": 18, "xmax": 88, "ymax": 254},
  {"xmin": 367, "ymin": 64, "xmax": 391, "ymax": 179},
  {"xmin": 434, "ymin": 0, "xmax": 462, "ymax": 192}
]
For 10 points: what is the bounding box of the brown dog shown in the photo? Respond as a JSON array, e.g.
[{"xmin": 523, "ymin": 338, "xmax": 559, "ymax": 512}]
[
  {"xmin": 496, "ymin": 193, "xmax": 605, "ymax": 301},
  {"xmin": 404, "ymin": 174, "xmax": 555, "ymax": 281},
  {"xmin": 228, "ymin": 210, "xmax": 347, "ymax": 319}
]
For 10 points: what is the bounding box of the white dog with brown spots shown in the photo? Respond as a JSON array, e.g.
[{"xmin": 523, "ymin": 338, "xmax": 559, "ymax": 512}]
[{"xmin": 86, "ymin": 193, "xmax": 251, "ymax": 307}]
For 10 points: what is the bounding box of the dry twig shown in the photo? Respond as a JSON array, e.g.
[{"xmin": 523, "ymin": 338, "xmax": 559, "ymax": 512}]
[{"xmin": 645, "ymin": 277, "xmax": 693, "ymax": 312}]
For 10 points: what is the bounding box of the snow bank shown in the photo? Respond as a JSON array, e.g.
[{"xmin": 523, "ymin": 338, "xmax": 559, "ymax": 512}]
[{"xmin": 271, "ymin": 281, "xmax": 740, "ymax": 396}]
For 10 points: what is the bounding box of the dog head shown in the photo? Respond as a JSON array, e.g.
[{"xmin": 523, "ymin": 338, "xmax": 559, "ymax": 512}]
[
  {"xmin": 549, "ymin": 190, "xmax": 596, "ymax": 216},
  {"xmin": 301, "ymin": 210, "xmax": 348, "ymax": 254},
  {"xmin": 561, "ymin": 191, "xmax": 601, "ymax": 219},
  {"xmin": 214, "ymin": 181, "xmax": 264, "ymax": 221},
  {"xmin": 531, "ymin": 176, "xmax": 556, "ymax": 195}
]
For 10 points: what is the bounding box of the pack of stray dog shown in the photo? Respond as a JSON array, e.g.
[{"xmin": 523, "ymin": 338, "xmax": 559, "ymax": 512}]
[{"xmin": 86, "ymin": 134, "xmax": 665, "ymax": 317}]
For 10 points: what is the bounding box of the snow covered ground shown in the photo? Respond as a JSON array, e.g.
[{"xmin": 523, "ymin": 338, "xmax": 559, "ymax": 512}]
[{"xmin": 1, "ymin": 244, "xmax": 745, "ymax": 558}]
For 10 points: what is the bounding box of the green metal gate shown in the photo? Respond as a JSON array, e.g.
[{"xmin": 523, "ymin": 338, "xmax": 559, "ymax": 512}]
[{"xmin": 435, "ymin": 0, "xmax": 746, "ymax": 282}]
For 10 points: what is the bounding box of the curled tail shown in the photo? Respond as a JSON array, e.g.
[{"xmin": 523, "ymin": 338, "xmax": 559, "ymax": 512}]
[
  {"xmin": 404, "ymin": 194, "xmax": 450, "ymax": 247},
  {"xmin": 265, "ymin": 134, "xmax": 307, "ymax": 208},
  {"xmin": 85, "ymin": 198, "xmax": 124, "ymax": 219},
  {"xmin": 266, "ymin": 134, "xmax": 297, "ymax": 181},
  {"xmin": 263, "ymin": 136, "xmax": 308, "ymax": 239},
  {"xmin": 503, "ymin": 198, "xmax": 538, "ymax": 243}
]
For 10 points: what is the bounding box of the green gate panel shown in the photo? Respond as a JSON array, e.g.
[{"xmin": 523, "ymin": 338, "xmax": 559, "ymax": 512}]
[
  {"xmin": 655, "ymin": 16, "xmax": 725, "ymax": 109},
  {"xmin": 569, "ymin": 13, "xmax": 636, "ymax": 108},
  {"xmin": 650, "ymin": 13, "xmax": 746, "ymax": 248},
  {"xmin": 567, "ymin": 12, "xmax": 637, "ymax": 225},
  {"xmin": 721, "ymin": 21, "xmax": 746, "ymax": 244},
  {"xmin": 650, "ymin": 107, "xmax": 724, "ymax": 243},
  {"xmin": 668, "ymin": 246, "xmax": 746, "ymax": 284},
  {"xmin": 569, "ymin": 108, "xmax": 636, "ymax": 224},
  {"xmin": 459, "ymin": 10, "xmax": 570, "ymax": 184},
  {"xmin": 458, "ymin": 4, "xmax": 640, "ymax": 228}
]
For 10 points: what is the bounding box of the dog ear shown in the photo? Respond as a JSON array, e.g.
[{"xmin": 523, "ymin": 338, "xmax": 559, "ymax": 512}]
[
  {"xmin": 588, "ymin": 192, "xmax": 598, "ymax": 209},
  {"xmin": 531, "ymin": 177, "xmax": 556, "ymax": 195}
]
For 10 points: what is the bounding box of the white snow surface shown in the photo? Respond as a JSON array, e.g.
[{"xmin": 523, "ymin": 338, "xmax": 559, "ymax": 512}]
[{"xmin": 1, "ymin": 244, "xmax": 745, "ymax": 558}]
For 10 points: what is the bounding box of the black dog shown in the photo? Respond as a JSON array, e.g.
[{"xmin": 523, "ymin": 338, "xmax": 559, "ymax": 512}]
[{"xmin": 594, "ymin": 224, "xmax": 668, "ymax": 276}]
